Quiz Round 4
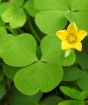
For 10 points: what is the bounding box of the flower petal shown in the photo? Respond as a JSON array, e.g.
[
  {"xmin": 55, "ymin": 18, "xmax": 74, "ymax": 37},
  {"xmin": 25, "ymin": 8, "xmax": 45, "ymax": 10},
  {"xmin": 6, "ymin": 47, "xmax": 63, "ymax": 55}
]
[
  {"xmin": 61, "ymin": 41, "xmax": 71, "ymax": 50},
  {"xmin": 77, "ymin": 30, "xmax": 87, "ymax": 41},
  {"xmin": 67, "ymin": 22, "xmax": 78, "ymax": 34},
  {"xmin": 56, "ymin": 30, "xmax": 68, "ymax": 40},
  {"xmin": 72, "ymin": 42, "xmax": 82, "ymax": 51}
]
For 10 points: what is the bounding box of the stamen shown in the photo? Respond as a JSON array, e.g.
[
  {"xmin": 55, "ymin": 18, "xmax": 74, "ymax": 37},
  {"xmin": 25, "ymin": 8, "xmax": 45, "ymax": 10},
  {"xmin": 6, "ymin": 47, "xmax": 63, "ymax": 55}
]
[{"xmin": 66, "ymin": 34, "xmax": 77, "ymax": 44}]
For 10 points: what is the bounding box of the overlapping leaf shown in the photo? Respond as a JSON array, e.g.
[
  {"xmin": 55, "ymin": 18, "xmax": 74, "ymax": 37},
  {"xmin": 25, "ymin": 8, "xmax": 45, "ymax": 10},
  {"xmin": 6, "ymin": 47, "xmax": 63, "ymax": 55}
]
[
  {"xmin": 58, "ymin": 100, "xmax": 84, "ymax": 105},
  {"xmin": 41, "ymin": 35, "xmax": 76, "ymax": 66},
  {"xmin": 40, "ymin": 96, "xmax": 62, "ymax": 105},
  {"xmin": 10, "ymin": 0, "xmax": 24, "ymax": 7},
  {"xmin": 0, "ymin": 33, "xmax": 37, "ymax": 67},
  {"xmin": 60, "ymin": 86, "xmax": 83, "ymax": 100},
  {"xmin": 1, "ymin": 6, "xmax": 26, "ymax": 28},
  {"xmin": 63, "ymin": 66, "xmax": 83, "ymax": 81},
  {"xmin": 3, "ymin": 63, "xmax": 20, "ymax": 80},
  {"xmin": 24, "ymin": 0, "xmax": 38, "ymax": 17},
  {"xmin": 8, "ymin": 86, "xmax": 42, "ymax": 105},
  {"xmin": 14, "ymin": 61, "xmax": 63, "ymax": 95},
  {"xmin": 77, "ymin": 71, "xmax": 88, "ymax": 90},
  {"xmin": 34, "ymin": 0, "xmax": 88, "ymax": 34}
]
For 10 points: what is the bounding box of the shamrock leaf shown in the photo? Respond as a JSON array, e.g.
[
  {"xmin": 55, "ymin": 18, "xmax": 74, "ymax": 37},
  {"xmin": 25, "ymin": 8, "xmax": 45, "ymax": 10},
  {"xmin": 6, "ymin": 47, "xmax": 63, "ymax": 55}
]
[
  {"xmin": 60, "ymin": 86, "xmax": 82, "ymax": 100},
  {"xmin": 76, "ymin": 38, "xmax": 88, "ymax": 69},
  {"xmin": 77, "ymin": 71, "xmax": 88, "ymax": 90},
  {"xmin": 0, "ymin": 2, "xmax": 11, "ymax": 16},
  {"xmin": 14, "ymin": 61, "xmax": 63, "ymax": 95},
  {"xmin": 1, "ymin": 6, "xmax": 26, "ymax": 28},
  {"xmin": 0, "ymin": 33, "xmax": 37, "ymax": 67},
  {"xmin": 8, "ymin": 86, "xmax": 43, "ymax": 105},
  {"xmin": 10, "ymin": 0, "xmax": 24, "ymax": 7},
  {"xmin": 35, "ymin": 11, "xmax": 68, "ymax": 35},
  {"xmin": 24, "ymin": 0, "xmax": 38, "ymax": 17},
  {"xmin": 40, "ymin": 96, "xmax": 62, "ymax": 105},
  {"xmin": 3, "ymin": 63, "xmax": 20, "ymax": 80},
  {"xmin": 34, "ymin": 0, "xmax": 88, "ymax": 34},
  {"xmin": 41, "ymin": 35, "xmax": 76, "ymax": 66},
  {"xmin": 63, "ymin": 66, "xmax": 83, "ymax": 81},
  {"xmin": 58, "ymin": 100, "xmax": 84, "ymax": 105}
]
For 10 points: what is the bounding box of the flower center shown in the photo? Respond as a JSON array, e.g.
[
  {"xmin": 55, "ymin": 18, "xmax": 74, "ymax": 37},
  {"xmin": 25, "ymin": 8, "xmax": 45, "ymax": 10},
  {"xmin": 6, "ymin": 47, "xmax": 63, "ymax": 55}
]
[{"xmin": 66, "ymin": 34, "xmax": 77, "ymax": 44}]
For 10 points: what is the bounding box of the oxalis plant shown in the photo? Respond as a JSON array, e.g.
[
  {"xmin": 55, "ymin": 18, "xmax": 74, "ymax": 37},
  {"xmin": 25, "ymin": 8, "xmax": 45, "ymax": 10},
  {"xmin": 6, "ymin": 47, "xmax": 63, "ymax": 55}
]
[{"xmin": 1, "ymin": 0, "xmax": 88, "ymax": 105}]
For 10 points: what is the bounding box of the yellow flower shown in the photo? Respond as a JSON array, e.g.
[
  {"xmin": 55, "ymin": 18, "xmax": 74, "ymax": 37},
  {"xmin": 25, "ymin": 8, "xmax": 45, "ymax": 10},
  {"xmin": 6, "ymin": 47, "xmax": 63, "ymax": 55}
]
[{"xmin": 56, "ymin": 22, "xmax": 87, "ymax": 51}]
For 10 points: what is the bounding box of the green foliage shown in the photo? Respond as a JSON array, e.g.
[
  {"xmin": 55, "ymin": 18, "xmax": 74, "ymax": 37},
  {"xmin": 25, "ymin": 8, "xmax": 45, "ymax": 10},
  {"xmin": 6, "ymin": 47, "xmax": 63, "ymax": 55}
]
[
  {"xmin": 1, "ymin": 6, "xmax": 26, "ymax": 28},
  {"xmin": 3, "ymin": 63, "xmax": 20, "ymax": 80},
  {"xmin": 0, "ymin": 83, "xmax": 6, "ymax": 100},
  {"xmin": 8, "ymin": 86, "xmax": 43, "ymax": 105},
  {"xmin": 14, "ymin": 62, "xmax": 63, "ymax": 95},
  {"xmin": 62, "ymin": 66, "xmax": 84, "ymax": 81},
  {"xmin": 60, "ymin": 86, "xmax": 83, "ymax": 100},
  {"xmin": 59, "ymin": 86, "xmax": 87, "ymax": 105},
  {"xmin": 41, "ymin": 36, "xmax": 75, "ymax": 66},
  {"xmin": 24, "ymin": 0, "xmax": 38, "ymax": 17},
  {"xmin": 35, "ymin": 11, "xmax": 68, "ymax": 34},
  {"xmin": 40, "ymin": 96, "xmax": 62, "ymax": 105},
  {"xmin": 58, "ymin": 100, "xmax": 84, "ymax": 105},
  {"xmin": 0, "ymin": 0, "xmax": 88, "ymax": 105},
  {"xmin": 1, "ymin": 34, "xmax": 37, "ymax": 67}
]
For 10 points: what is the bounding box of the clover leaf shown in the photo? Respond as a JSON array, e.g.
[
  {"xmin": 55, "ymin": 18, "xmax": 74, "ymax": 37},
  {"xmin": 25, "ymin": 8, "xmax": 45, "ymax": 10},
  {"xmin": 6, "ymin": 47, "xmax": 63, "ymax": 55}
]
[
  {"xmin": 10, "ymin": 0, "xmax": 24, "ymax": 7},
  {"xmin": 8, "ymin": 86, "xmax": 43, "ymax": 105},
  {"xmin": 41, "ymin": 35, "xmax": 76, "ymax": 66},
  {"xmin": 34, "ymin": 0, "xmax": 88, "ymax": 35},
  {"xmin": 0, "ymin": 33, "xmax": 37, "ymax": 67},
  {"xmin": 58, "ymin": 100, "xmax": 84, "ymax": 105},
  {"xmin": 14, "ymin": 61, "xmax": 63, "ymax": 95},
  {"xmin": 1, "ymin": 6, "xmax": 26, "ymax": 28},
  {"xmin": 24, "ymin": 0, "xmax": 38, "ymax": 17}
]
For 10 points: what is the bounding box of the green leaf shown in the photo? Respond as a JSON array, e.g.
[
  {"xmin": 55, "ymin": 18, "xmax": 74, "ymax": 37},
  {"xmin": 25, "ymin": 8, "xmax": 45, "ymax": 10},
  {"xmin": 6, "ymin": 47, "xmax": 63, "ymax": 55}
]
[
  {"xmin": 0, "ymin": 34, "xmax": 14, "ymax": 57},
  {"xmin": 10, "ymin": 0, "xmax": 24, "ymax": 7},
  {"xmin": 8, "ymin": 86, "xmax": 43, "ymax": 105},
  {"xmin": 14, "ymin": 61, "xmax": 63, "ymax": 95},
  {"xmin": 0, "ymin": 2, "xmax": 11, "ymax": 16},
  {"xmin": 1, "ymin": 6, "xmax": 26, "ymax": 28},
  {"xmin": 72, "ymin": 11, "xmax": 88, "ymax": 32},
  {"xmin": 40, "ymin": 96, "xmax": 62, "ymax": 105},
  {"xmin": 58, "ymin": 100, "xmax": 84, "ymax": 105},
  {"xmin": 76, "ymin": 38, "xmax": 88, "ymax": 69},
  {"xmin": 24, "ymin": 0, "xmax": 38, "ymax": 17},
  {"xmin": 0, "ymin": 83, "xmax": 5, "ymax": 100},
  {"xmin": 35, "ymin": 11, "xmax": 68, "ymax": 34},
  {"xmin": 0, "ymin": 70, "xmax": 4, "ymax": 81},
  {"xmin": 0, "ymin": 18, "xmax": 5, "ymax": 27},
  {"xmin": 34, "ymin": 0, "xmax": 68, "ymax": 11},
  {"xmin": 3, "ymin": 63, "xmax": 21, "ymax": 80},
  {"xmin": 41, "ymin": 36, "xmax": 76, "ymax": 66},
  {"xmin": 34, "ymin": 0, "xmax": 88, "ymax": 11},
  {"xmin": 77, "ymin": 71, "xmax": 88, "ymax": 90},
  {"xmin": 62, "ymin": 66, "xmax": 83, "ymax": 81},
  {"xmin": 34, "ymin": 0, "xmax": 88, "ymax": 34},
  {"xmin": 0, "ymin": 26, "xmax": 7, "ymax": 35},
  {"xmin": 1, "ymin": 33, "xmax": 37, "ymax": 67},
  {"xmin": 0, "ymin": 26, "xmax": 7, "ymax": 57},
  {"xmin": 70, "ymin": 0, "xmax": 88, "ymax": 11},
  {"xmin": 60, "ymin": 86, "xmax": 82, "ymax": 100}
]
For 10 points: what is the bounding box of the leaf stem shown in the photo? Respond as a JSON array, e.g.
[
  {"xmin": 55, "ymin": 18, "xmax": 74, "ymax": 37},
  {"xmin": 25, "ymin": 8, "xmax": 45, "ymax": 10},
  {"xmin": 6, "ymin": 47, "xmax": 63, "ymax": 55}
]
[
  {"xmin": 28, "ymin": 17, "xmax": 41, "ymax": 43},
  {"xmin": 6, "ymin": 26, "xmax": 18, "ymax": 35},
  {"xmin": 17, "ymin": 28, "xmax": 24, "ymax": 34}
]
